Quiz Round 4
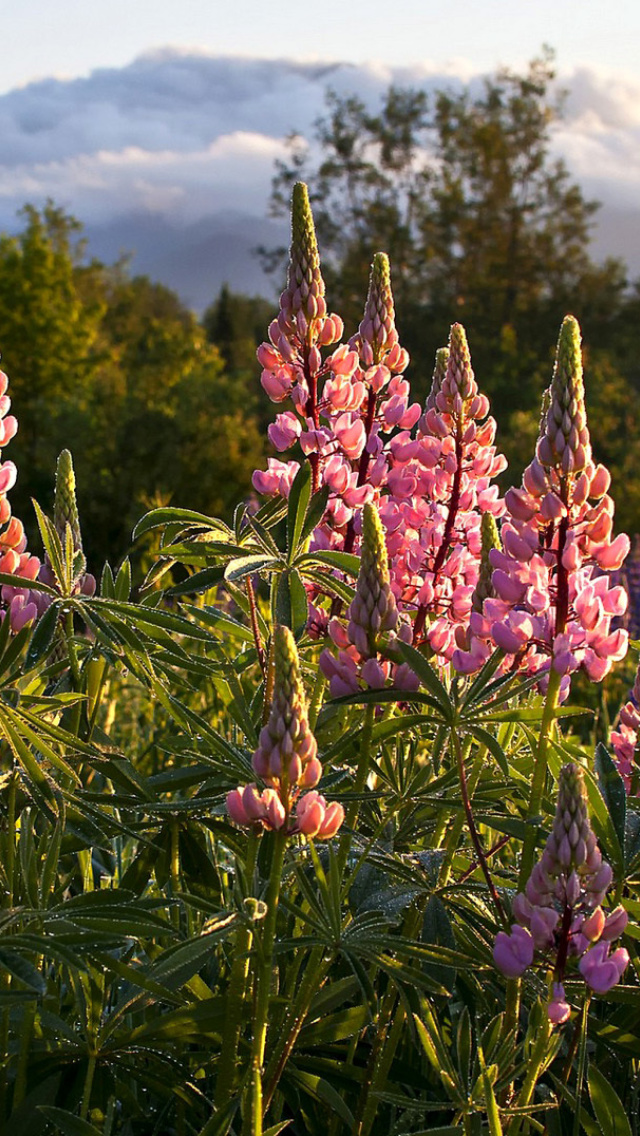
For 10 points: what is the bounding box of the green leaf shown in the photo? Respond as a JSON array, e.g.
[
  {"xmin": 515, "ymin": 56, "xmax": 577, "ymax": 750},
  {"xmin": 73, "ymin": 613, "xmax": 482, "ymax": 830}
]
[
  {"xmin": 167, "ymin": 566, "xmax": 225, "ymax": 597},
  {"xmin": 395, "ymin": 641, "xmax": 451, "ymax": 715},
  {"xmin": 595, "ymin": 742, "xmax": 627, "ymax": 855},
  {"xmin": 286, "ymin": 462, "xmax": 312, "ymax": 560},
  {"xmin": 275, "ymin": 568, "xmax": 308, "ymax": 638},
  {"xmin": 0, "ymin": 571, "xmax": 56, "ymax": 596},
  {"xmin": 25, "ymin": 601, "xmax": 61, "ymax": 669},
  {"xmin": 299, "ymin": 485, "xmax": 330, "ymax": 546},
  {"xmin": 38, "ymin": 1107, "xmax": 103, "ymax": 1136},
  {"xmin": 225, "ymin": 554, "xmax": 279, "ymax": 583},
  {"xmin": 298, "ymin": 549, "xmax": 361, "ymax": 576},
  {"xmin": 588, "ymin": 1065, "xmax": 632, "ymax": 1136},
  {"xmin": 133, "ymin": 506, "xmax": 228, "ymax": 539},
  {"xmin": 114, "ymin": 557, "xmax": 132, "ymax": 600}
]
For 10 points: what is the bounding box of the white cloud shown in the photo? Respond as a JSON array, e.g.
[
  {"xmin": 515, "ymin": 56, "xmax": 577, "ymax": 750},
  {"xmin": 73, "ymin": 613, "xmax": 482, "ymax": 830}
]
[{"xmin": 0, "ymin": 49, "xmax": 637, "ymax": 302}]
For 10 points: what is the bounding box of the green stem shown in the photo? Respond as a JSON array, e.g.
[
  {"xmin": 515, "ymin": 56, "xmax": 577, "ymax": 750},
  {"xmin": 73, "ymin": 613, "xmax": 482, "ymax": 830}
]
[
  {"xmin": 572, "ymin": 994, "xmax": 591, "ymax": 1136},
  {"xmin": 508, "ymin": 1006, "xmax": 552, "ymax": 1135},
  {"xmin": 308, "ymin": 665, "xmax": 326, "ymax": 732},
  {"xmin": 518, "ymin": 668, "xmax": 562, "ymax": 889},
  {"xmin": 337, "ymin": 703, "xmax": 375, "ymax": 876},
  {"xmin": 438, "ymin": 743, "xmax": 482, "ymax": 889},
  {"xmin": 262, "ymin": 946, "xmax": 329, "ymax": 1113},
  {"xmin": 0, "ymin": 769, "xmax": 16, "ymax": 1120},
  {"xmin": 170, "ymin": 817, "xmax": 181, "ymax": 933},
  {"xmin": 80, "ymin": 1052, "xmax": 97, "ymax": 1121},
  {"xmin": 246, "ymin": 828, "xmax": 288, "ymax": 1136},
  {"xmin": 215, "ymin": 832, "xmax": 260, "ymax": 1110}
]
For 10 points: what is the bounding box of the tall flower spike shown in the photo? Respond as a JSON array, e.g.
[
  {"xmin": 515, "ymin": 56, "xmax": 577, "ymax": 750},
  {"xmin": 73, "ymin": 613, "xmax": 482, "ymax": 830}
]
[
  {"xmin": 54, "ymin": 449, "xmax": 83, "ymax": 552},
  {"xmin": 282, "ymin": 182, "xmax": 327, "ymax": 328},
  {"xmin": 354, "ymin": 253, "xmax": 402, "ymax": 368},
  {"xmin": 252, "ymin": 625, "xmax": 320, "ymax": 793},
  {"xmin": 228, "ymin": 625, "xmax": 343, "ymax": 838},
  {"xmin": 494, "ymin": 763, "xmax": 629, "ymax": 1019},
  {"xmin": 424, "ymin": 346, "xmax": 449, "ymax": 415},
  {"xmin": 473, "ymin": 512, "xmax": 501, "ymax": 611},
  {"xmin": 537, "ymin": 316, "xmax": 591, "ymax": 477},
  {"xmin": 347, "ymin": 502, "xmax": 399, "ymax": 659}
]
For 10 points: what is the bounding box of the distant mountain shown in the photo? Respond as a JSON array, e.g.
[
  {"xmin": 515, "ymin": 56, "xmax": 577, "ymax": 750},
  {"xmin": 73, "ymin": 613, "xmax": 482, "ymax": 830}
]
[{"xmin": 86, "ymin": 210, "xmax": 289, "ymax": 310}]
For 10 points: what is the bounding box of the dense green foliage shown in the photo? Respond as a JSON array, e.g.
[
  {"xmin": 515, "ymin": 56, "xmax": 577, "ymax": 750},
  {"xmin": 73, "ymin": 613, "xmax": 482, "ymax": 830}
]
[{"xmin": 0, "ymin": 208, "xmax": 267, "ymax": 572}]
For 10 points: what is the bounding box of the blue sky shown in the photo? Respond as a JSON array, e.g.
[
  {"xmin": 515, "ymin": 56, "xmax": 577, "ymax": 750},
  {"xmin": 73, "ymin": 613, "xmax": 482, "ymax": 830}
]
[{"xmin": 5, "ymin": 0, "xmax": 638, "ymax": 93}]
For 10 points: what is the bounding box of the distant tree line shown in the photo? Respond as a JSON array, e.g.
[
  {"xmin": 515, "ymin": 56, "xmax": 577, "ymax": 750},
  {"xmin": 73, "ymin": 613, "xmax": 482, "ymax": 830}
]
[{"xmin": 0, "ymin": 50, "xmax": 638, "ymax": 581}]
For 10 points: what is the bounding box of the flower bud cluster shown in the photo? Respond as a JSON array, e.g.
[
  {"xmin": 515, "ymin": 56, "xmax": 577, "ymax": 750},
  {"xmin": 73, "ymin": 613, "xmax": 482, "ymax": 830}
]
[
  {"xmin": 0, "ymin": 371, "xmax": 41, "ymax": 633},
  {"xmin": 34, "ymin": 450, "xmax": 96, "ymax": 617},
  {"xmin": 611, "ymin": 664, "xmax": 640, "ymax": 792},
  {"xmin": 319, "ymin": 503, "xmax": 418, "ymax": 696},
  {"xmin": 459, "ymin": 317, "xmax": 629, "ymax": 692},
  {"xmin": 494, "ymin": 763, "xmax": 629, "ymax": 1022},
  {"xmin": 227, "ymin": 625, "xmax": 344, "ymax": 839}
]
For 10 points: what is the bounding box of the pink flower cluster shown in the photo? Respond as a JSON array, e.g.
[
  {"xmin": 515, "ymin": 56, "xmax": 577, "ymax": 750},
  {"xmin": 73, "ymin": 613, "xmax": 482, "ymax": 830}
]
[
  {"xmin": 611, "ymin": 665, "xmax": 640, "ymax": 792},
  {"xmin": 0, "ymin": 370, "xmax": 41, "ymax": 632},
  {"xmin": 494, "ymin": 763, "xmax": 629, "ymax": 1022},
  {"xmin": 253, "ymin": 184, "xmax": 418, "ymax": 551},
  {"xmin": 226, "ymin": 625, "xmax": 344, "ymax": 840},
  {"xmin": 254, "ymin": 185, "xmax": 507, "ymax": 664},
  {"xmin": 379, "ymin": 324, "xmax": 506, "ymax": 659},
  {"xmin": 457, "ymin": 317, "xmax": 629, "ymax": 693}
]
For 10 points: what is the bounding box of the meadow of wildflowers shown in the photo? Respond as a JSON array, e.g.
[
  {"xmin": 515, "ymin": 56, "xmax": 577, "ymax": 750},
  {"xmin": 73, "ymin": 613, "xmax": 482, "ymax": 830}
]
[{"xmin": 0, "ymin": 180, "xmax": 638, "ymax": 1136}]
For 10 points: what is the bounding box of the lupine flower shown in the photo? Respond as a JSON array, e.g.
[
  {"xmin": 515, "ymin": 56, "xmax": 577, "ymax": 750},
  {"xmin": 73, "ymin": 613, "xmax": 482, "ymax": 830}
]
[
  {"xmin": 611, "ymin": 663, "xmax": 640, "ymax": 792},
  {"xmin": 227, "ymin": 625, "xmax": 344, "ymax": 839},
  {"xmin": 379, "ymin": 323, "xmax": 506, "ymax": 660},
  {"xmin": 320, "ymin": 502, "xmax": 417, "ymax": 697},
  {"xmin": 494, "ymin": 763, "xmax": 629, "ymax": 1021},
  {"xmin": 0, "ymin": 370, "xmax": 40, "ymax": 632},
  {"xmin": 471, "ymin": 316, "xmax": 629, "ymax": 694}
]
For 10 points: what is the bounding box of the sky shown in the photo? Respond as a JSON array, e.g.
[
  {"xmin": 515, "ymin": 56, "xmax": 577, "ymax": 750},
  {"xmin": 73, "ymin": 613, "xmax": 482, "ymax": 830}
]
[{"xmin": 1, "ymin": 1, "xmax": 639, "ymax": 309}]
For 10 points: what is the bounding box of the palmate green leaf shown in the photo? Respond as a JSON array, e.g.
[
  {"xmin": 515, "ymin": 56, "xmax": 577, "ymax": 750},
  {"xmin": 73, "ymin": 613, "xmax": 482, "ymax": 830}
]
[
  {"xmin": 298, "ymin": 1005, "xmax": 370, "ymax": 1047},
  {"xmin": 414, "ymin": 1008, "xmax": 464, "ymax": 1103},
  {"xmin": 133, "ymin": 506, "xmax": 232, "ymax": 540},
  {"xmin": 0, "ymin": 714, "xmax": 58, "ymax": 821},
  {"xmin": 83, "ymin": 597, "xmax": 214, "ymax": 642},
  {"xmin": 38, "ymin": 1107, "xmax": 103, "ymax": 1136},
  {"xmin": 588, "ymin": 1065, "xmax": 632, "ymax": 1136}
]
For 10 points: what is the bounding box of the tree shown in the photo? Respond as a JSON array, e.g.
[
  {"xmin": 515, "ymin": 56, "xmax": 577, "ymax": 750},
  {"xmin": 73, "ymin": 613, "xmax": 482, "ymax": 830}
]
[
  {"xmin": 267, "ymin": 51, "xmax": 629, "ymax": 478},
  {"xmin": 0, "ymin": 208, "xmax": 266, "ymax": 574}
]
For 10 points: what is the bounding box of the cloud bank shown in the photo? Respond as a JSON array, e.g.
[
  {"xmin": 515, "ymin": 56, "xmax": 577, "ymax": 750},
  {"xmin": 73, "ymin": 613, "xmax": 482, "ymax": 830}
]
[{"xmin": 0, "ymin": 50, "xmax": 638, "ymax": 309}]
